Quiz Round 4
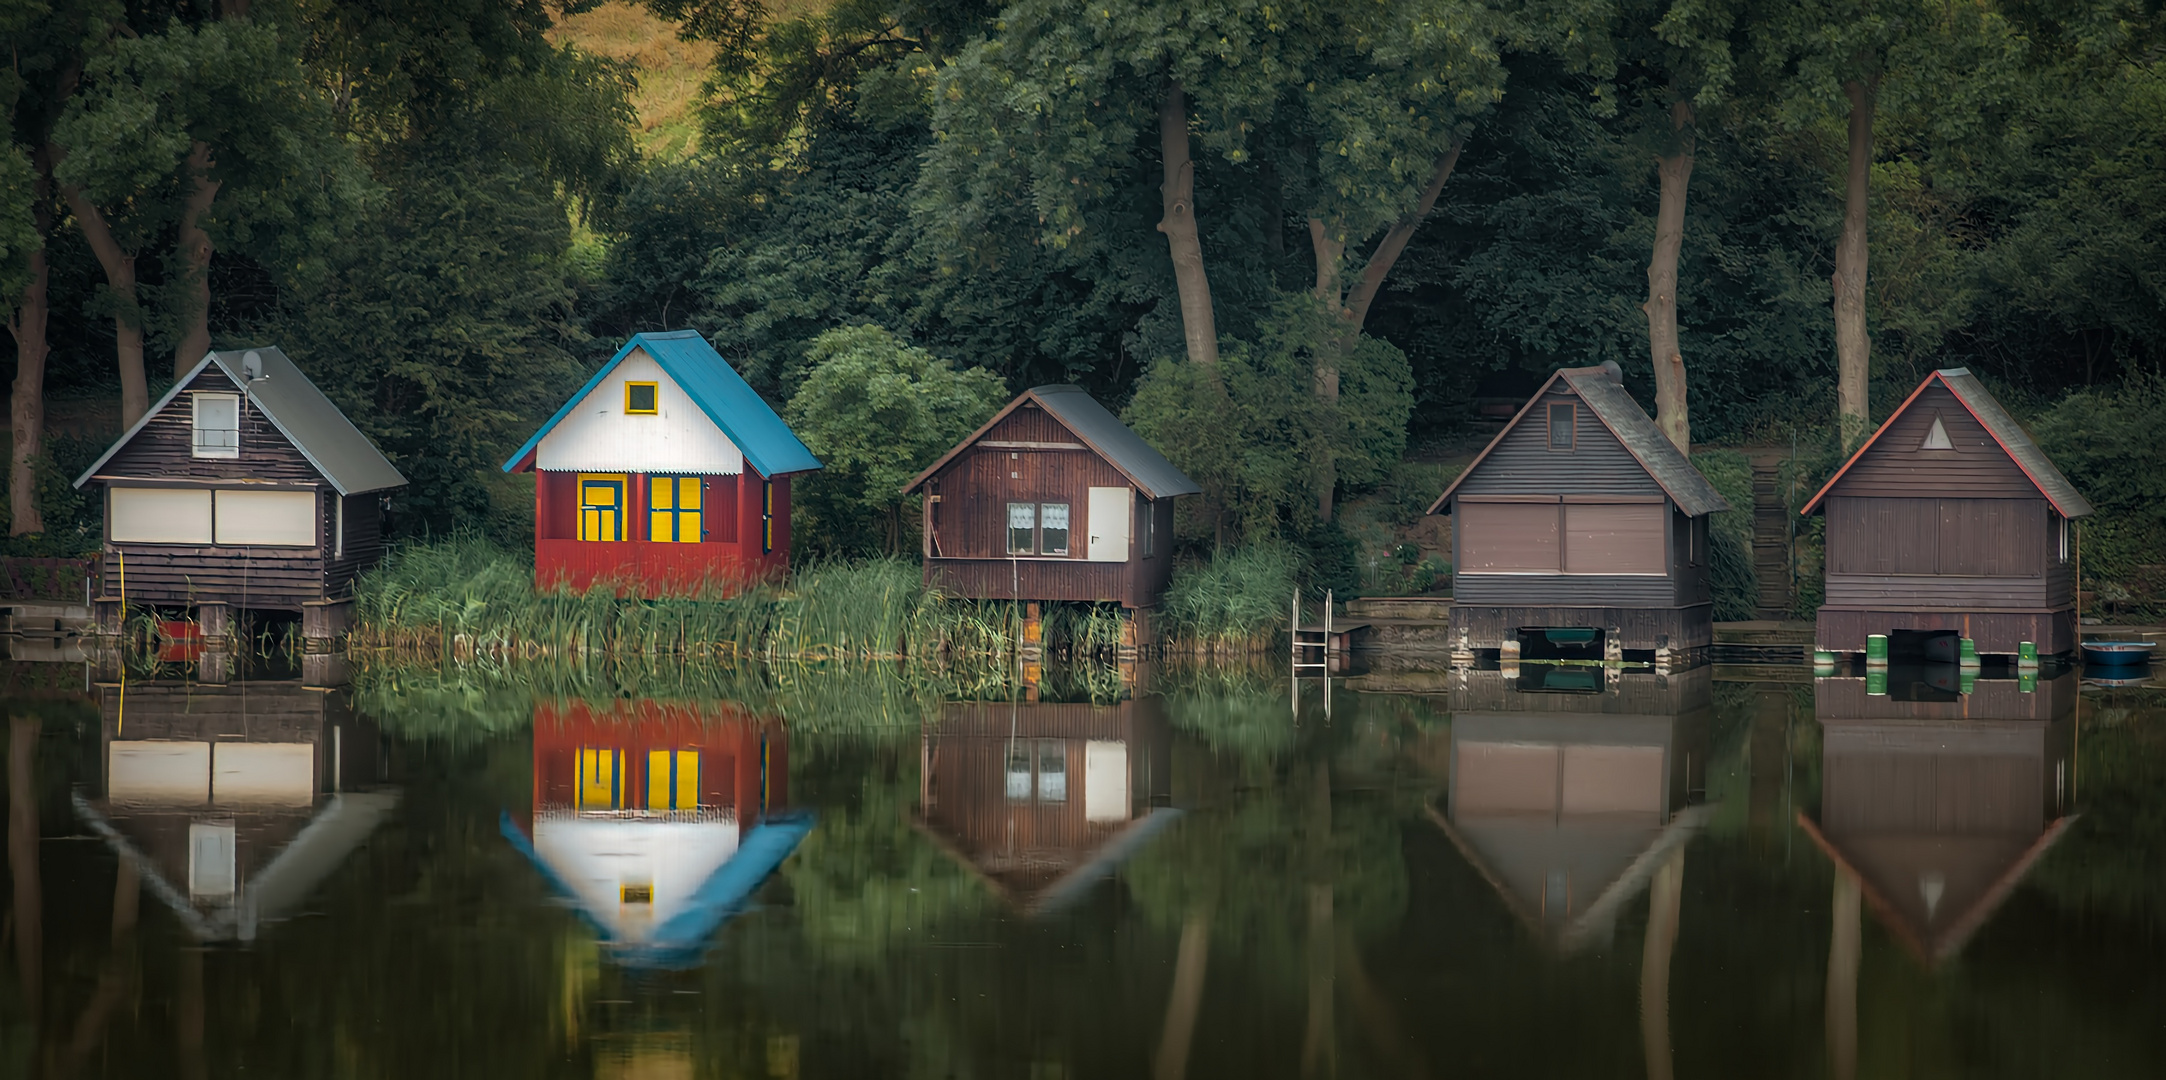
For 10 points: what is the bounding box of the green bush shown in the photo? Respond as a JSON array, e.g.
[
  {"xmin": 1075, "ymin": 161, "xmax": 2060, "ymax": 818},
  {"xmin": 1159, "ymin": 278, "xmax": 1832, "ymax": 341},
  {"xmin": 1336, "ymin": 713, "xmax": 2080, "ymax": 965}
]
[
  {"xmin": 1692, "ymin": 449, "xmax": 1760, "ymax": 621},
  {"xmin": 1159, "ymin": 543, "xmax": 1301, "ymax": 645},
  {"xmin": 2031, "ymin": 373, "xmax": 2166, "ymax": 618}
]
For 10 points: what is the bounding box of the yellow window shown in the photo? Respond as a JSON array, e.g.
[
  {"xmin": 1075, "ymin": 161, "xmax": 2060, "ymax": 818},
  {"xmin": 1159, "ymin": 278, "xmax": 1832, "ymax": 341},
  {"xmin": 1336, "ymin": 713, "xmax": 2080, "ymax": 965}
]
[
  {"xmin": 576, "ymin": 748, "xmax": 620, "ymax": 809},
  {"xmin": 646, "ymin": 749, "xmax": 701, "ymax": 810},
  {"xmin": 648, "ymin": 475, "xmax": 703, "ymax": 543},
  {"xmin": 578, "ymin": 474, "xmax": 625, "ymax": 542},
  {"xmin": 625, "ymin": 382, "xmax": 659, "ymax": 415}
]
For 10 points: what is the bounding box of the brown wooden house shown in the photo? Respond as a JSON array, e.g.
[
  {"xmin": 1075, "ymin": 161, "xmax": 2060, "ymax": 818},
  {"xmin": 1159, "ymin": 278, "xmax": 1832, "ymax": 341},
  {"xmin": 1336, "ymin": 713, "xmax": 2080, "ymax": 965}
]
[
  {"xmin": 903, "ymin": 386, "xmax": 1200, "ymax": 608},
  {"xmin": 1427, "ymin": 364, "xmax": 1731, "ymax": 655},
  {"xmin": 1801, "ymin": 368, "xmax": 2092, "ymax": 659},
  {"xmin": 74, "ymin": 347, "xmax": 407, "ymax": 619},
  {"xmin": 915, "ymin": 698, "xmax": 1177, "ymax": 914}
]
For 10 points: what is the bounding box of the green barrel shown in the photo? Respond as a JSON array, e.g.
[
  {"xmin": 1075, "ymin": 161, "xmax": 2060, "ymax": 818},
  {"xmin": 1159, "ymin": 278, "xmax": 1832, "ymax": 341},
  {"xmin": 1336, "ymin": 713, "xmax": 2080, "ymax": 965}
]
[
  {"xmin": 1865, "ymin": 668, "xmax": 1889, "ymax": 696},
  {"xmin": 1813, "ymin": 648, "xmax": 1838, "ymax": 670},
  {"xmin": 2019, "ymin": 671, "xmax": 2037, "ymax": 693},
  {"xmin": 1960, "ymin": 669, "xmax": 1978, "ymax": 695},
  {"xmin": 1959, "ymin": 637, "xmax": 1979, "ymax": 665},
  {"xmin": 2018, "ymin": 640, "xmax": 2039, "ymax": 665},
  {"xmin": 1866, "ymin": 634, "xmax": 1889, "ymax": 665}
]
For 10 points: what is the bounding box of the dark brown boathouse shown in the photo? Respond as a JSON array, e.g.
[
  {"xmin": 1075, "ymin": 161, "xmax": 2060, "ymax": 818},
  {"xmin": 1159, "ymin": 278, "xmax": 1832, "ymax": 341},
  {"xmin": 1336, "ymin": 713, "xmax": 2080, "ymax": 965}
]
[
  {"xmin": 903, "ymin": 386, "xmax": 1199, "ymax": 608},
  {"xmin": 1428, "ymin": 364, "xmax": 1731, "ymax": 657},
  {"xmin": 75, "ymin": 347, "xmax": 407, "ymax": 626},
  {"xmin": 1801, "ymin": 367, "xmax": 2091, "ymax": 659}
]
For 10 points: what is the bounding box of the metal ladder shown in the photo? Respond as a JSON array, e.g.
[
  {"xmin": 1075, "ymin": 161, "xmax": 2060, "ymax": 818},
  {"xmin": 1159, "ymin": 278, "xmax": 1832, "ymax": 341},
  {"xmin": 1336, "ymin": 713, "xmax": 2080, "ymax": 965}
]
[{"xmin": 1292, "ymin": 589, "xmax": 1333, "ymax": 719}]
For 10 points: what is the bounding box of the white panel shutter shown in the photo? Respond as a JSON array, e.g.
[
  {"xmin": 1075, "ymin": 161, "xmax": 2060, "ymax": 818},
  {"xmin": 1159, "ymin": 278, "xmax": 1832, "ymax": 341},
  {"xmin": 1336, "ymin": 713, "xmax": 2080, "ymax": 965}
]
[
  {"xmin": 1084, "ymin": 740, "xmax": 1130, "ymax": 822},
  {"xmin": 1087, "ymin": 487, "xmax": 1130, "ymax": 562},
  {"xmin": 214, "ymin": 490, "xmax": 317, "ymax": 546},
  {"xmin": 211, "ymin": 743, "xmax": 317, "ymax": 805},
  {"xmin": 110, "ymin": 488, "xmax": 213, "ymax": 544}
]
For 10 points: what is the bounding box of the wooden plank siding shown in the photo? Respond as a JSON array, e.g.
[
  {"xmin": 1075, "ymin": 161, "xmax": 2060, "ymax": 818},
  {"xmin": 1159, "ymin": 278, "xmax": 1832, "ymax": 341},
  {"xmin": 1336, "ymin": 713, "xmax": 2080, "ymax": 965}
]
[
  {"xmin": 1447, "ymin": 603, "xmax": 1714, "ymax": 651},
  {"xmin": 93, "ymin": 367, "xmax": 343, "ymax": 610},
  {"xmin": 1448, "ymin": 386, "xmax": 1715, "ymax": 613},
  {"xmin": 1814, "ymin": 671, "xmax": 2076, "ymax": 722},
  {"xmin": 1815, "ymin": 607, "xmax": 2075, "ymax": 655},
  {"xmin": 921, "ymin": 402, "xmax": 1174, "ymax": 608},
  {"xmin": 1825, "ymin": 384, "xmax": 2040, "ymax": 498}
]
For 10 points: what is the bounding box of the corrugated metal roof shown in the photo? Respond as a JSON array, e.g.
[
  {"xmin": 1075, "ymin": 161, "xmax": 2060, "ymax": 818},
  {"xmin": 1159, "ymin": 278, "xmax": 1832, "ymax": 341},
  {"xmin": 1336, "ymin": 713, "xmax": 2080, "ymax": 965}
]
[
  {"xmin": 502, "ymin": 331, "xmax": 821, "ymax": 478},
  {"xmin": 903, "ymin": 385, "xmax": 1202, "ymax": 499},
  {"xmin": 1799, "ymin": 368, "xmax": 2093, "ymax": 517},
  {"xmin": 74, "ymin": 347, "xmax": 407, "ymax": 495},
  {"xmin": 1429, "ymin": 366, "xmax": 1730, "ymax": 517}
]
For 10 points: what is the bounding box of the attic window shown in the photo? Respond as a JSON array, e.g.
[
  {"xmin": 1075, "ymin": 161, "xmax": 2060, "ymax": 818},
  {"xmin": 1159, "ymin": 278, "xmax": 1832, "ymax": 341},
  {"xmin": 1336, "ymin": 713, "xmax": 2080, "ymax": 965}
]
[
  {"xmin": 1547, "ymin": 403, "xmax": 1575, "ymax": 451},
  {"xmin": 192, "ymin": 393, "xmax": 240, "ymax": 458},
  {"xmin": 1921, "ymin": 415, "xmax": 1953, "ymax": 450},
  {"xmin": 625, "ymin": 382, "xmax": 659, "ymax": 415}
]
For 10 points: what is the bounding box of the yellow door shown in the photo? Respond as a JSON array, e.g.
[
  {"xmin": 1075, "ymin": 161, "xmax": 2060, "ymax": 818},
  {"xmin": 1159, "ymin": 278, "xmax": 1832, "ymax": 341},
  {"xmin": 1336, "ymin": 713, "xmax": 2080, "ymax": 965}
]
[
  {"xmin": 648, "ymin": 476, "xmax": 703, "ymax": 542},
  {"xmin": 646, "ymin": 750, "xmax": 700, "ymax": 810},
  {"xmin": 578, "ymin": 474, "xmax": 625, "ymax": 542},
  {"xmin": 576, "ymin": 748, "xmax": 620, "ymax": 809}
]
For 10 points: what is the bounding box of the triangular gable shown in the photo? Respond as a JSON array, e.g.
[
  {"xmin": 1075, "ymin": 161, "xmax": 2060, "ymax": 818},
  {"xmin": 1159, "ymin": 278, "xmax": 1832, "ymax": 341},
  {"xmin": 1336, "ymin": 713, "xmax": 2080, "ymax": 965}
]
[
  {"xmin": 73, "ymin": 348, "xmax": 407, "ymax": 496},
  {"xmin": 1797, "ymin": 812, "xmax": 2075, "ymax": 965},
  {"xmin": 1801, "ymin": 369, "xmax": 2092, "ymax": 517},
  {"xmin": 503, "ymin": 331, "xmax": 821, "ymax": 478},
  {"xmin": 1428, "ymin": 366, "xmax": 1729, "ymax": 517},
  {"xmin": 903, "ymin": 386, "xmax": 1201, "ymax": 499}
]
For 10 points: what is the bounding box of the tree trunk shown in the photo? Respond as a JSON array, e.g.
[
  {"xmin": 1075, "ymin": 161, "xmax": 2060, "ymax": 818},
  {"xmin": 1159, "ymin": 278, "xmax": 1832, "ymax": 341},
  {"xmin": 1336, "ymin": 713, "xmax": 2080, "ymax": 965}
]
[
  {"xmin": 1308, "ymin": 218, "xmax": 1347, "ymax": 523},
  {"xmin": 61, "ymin": 188, "xmax": 149, "ymax": 428},
  {"xmin": 1644, "ymin": 100, "xmax": 1695, "ymax": 456},
  {"xmin": 8, "ymin": 223, "xmax": 50, "ymax": 537},
  {"xmin": 10, "ymin": 716, "xmax": 42, "ymax": 1038},
  {"xmin": 173, "ymin": 141, "xmax": 222, "ymax": 377},
  {"xmin": 1833, "ymin": 80, "xmax": 1874, "ymax": 451},
  {"xmin": 1156, "ymin": 82, "xmax": 1218, "ymax": 368},
  {"xmin": 1826, "ymin": 872, "xmax": 1860, "ymax": 1080},
  {"xmin": 1152, "ymin": 905, "xmax": 1213, "ymax": 1080},
  {"xmin": 1342, "ymin": 140, "xmax": 1462, "ymax": 329},
  {"xmin": 1639, "ymin": 846, "xmax": 1684, "ymax": 1080},
  {"xmin": 1301, "ymin": 759, "xmax": 1335, "ymax": 1080}
]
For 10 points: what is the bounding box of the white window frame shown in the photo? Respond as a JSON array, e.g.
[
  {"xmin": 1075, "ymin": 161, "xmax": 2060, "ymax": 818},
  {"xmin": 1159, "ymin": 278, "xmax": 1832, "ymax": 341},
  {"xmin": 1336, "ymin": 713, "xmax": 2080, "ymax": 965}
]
[{"xmin": 192, "ymin": 392, "xmax": 241, "ymax": 459}]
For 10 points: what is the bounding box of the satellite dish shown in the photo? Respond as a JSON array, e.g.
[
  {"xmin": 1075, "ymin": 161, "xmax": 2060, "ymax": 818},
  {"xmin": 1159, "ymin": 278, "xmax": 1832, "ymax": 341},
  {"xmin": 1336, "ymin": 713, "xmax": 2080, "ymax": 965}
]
[
  {"xmin": 242, "ymin": 350, "xmax": 265, "ymax": 382},
  {"xmin": 1598, "ymin": 360, "xmax": 1624, "ymax": 383}
]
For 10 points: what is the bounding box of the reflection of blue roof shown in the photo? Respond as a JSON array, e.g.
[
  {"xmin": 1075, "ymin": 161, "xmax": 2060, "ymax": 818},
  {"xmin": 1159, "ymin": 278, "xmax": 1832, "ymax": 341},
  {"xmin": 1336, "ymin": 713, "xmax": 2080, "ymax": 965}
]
[
  {"xmin": 500, "ymin": 810, "xmax": 815, "ymax": 970},
  {"xmin": 501, "ymin": 331, "xmax": 822, "ymax": 478}
]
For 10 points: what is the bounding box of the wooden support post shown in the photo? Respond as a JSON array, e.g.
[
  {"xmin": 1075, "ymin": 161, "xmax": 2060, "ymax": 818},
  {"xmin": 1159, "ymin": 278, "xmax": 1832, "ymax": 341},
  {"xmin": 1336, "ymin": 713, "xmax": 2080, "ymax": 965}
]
[
  {"xmin": 1604, "ymin": 627, "xmax": 1623, "ymax": 664},
  {"xmin": 198, "ymin": 650, "xmax": 230, "ymax": 685},
  {"xmin": 302, "ymin": 598, "xmax": 354, "ymax": 651},
  {"xmin": 195, "ymin": 602, "xmax": 230, "ymax": 648},
  {"xmin": 93, "ymin": 598, "xmax": 122, "ymax": 637},
  {"xmin": 1022, "ymin": 601, "xmax": 1043, "ymax": 660}
]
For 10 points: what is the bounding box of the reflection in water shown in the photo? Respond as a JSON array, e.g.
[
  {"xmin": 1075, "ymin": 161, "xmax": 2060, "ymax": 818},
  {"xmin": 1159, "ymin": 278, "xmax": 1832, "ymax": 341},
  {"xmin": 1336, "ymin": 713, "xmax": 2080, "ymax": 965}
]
[
  {"xmin": 505, "ymin": 700, "xmax": 809, "ymax": 970},
  {"xmin": 1432, "ymin": 664, "xmax": 1712, "ymax": 951},
  {"xmin": 74, "ymin": 675, "xmax": 397, "ymax": 941},
  {"xmin": 3, "ymin": 657, "xmax": 2166, "ymax": 1075}
]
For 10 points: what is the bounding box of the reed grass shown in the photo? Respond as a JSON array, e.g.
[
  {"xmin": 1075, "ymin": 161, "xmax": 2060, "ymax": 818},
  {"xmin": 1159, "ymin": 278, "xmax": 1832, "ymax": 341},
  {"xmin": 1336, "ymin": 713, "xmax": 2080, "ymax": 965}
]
[{"xmin": 1157, "ymin": 543, "xmax": 1300, "ymax": 651}]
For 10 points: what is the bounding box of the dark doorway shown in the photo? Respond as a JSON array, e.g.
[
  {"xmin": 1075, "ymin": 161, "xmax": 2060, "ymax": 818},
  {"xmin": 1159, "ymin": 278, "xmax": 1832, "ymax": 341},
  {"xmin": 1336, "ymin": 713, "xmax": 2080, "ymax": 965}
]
[
  {"xmin": 1517, "ymin": 627, "xmax": 1605, "ymax": 662},
  {"xmin": 1889, "ymin": 628, "xmax": 1960, "ymax": 664}
]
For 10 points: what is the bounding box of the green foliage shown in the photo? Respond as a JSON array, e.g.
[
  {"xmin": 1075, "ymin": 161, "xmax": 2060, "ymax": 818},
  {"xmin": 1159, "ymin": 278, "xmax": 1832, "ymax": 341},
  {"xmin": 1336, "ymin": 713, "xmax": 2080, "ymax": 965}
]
[
  {"xmin": 783, "ymin": 324, "xmax": 1007, "ymax": 556},
  {"xmin": 1158, "ymin": 543, "xmax": 1300, "ymax": 646},
  {"xmin": 1691, "ymin": 448, "xmax": 1759, "ymax": 620},
  {"xmin": 2031, "ymin": 373, "xmax": 2166, "ymax": 616},
  {"xmin": 0, "ymin": 145, "xmax": 34, "ymax": 302}
]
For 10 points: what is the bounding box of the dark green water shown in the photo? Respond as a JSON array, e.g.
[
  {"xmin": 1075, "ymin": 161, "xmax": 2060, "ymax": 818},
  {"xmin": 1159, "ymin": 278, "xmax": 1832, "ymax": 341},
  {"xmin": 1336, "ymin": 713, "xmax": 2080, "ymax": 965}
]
[{"xmin": 3, "ymin": 658, "xmax": 2164, "ymax": 1078}]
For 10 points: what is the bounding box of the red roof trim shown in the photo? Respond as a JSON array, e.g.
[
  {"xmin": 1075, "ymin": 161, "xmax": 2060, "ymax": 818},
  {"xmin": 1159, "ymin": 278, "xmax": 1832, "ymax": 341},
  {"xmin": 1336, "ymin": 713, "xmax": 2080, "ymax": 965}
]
[{"xmin": 1798, "ymin": 370, "xmax": 2078, "ymax": 517}]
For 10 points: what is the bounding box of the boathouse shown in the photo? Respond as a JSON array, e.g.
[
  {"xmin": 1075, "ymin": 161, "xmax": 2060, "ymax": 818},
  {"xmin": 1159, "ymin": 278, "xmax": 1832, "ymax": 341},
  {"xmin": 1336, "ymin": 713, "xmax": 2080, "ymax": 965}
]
[
  {"xmin": 502, "ymin": 699, "xmax": 808, "ymax": 968},
  {"xmin": 915, "ymin": 698, "xmax": 1177, "ymax": 914},
  {"xmin": 1427, "ymin": 364, "xmax": 1731, "ymax": 658},
  {"xmin": 1801, "ymin": 368, "xmax": 2091, "ymax": 660},
  {"xmin": 903, "ymin": 386, "xmax": 1199, "ymax": 608},
  {"xmin": 502, "ymin": 330, "xmax": 822, "ymax": 596},
  {"xmin": 74, "ymin": 347, "xmax": 407, "ymax": 630}
]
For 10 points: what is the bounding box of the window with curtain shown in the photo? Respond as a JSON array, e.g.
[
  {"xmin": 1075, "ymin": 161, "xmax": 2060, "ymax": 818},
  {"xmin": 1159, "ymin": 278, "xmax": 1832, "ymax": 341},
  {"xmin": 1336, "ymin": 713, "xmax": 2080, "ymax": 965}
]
[
  {"xmin": 1007, "ymin": 502, "xmax": 1036, "ymax": 554},
  {"xmin": 1039, "ymin": 502, "xmax": 1070, "ymax": 554}
]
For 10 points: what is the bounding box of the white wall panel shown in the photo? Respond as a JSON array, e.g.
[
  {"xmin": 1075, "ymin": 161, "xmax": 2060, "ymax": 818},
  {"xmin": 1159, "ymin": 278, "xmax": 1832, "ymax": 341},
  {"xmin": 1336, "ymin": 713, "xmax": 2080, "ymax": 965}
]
[
  {"xmin": 109, "ymin": 741, "xmax": 210, "ymax": 804},
  {"xmin": 110, "ymin": 488, "xmax": 212, "ymax": 544},
  {"xmin": 536, "ymin": 350, "xmax": 747, "ymax": 475},
  {"xmin": 214, "ymin": 489, "xmax": 317, "ymax": 546},
  {"xmin": 211, "ymin": 743, "xmax": 317, "ymax": 805},
  {"xmin": 1084, "ymin": 740, "xmax": 1129, "ymax": 822}
]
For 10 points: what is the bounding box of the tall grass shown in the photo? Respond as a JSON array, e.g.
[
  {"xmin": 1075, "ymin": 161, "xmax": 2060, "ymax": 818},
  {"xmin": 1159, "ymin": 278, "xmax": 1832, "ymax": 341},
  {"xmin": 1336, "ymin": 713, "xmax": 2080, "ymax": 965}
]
[
  {"xmin": 350, "ymin": 537, "xmax": 1137, "ymax": 665},
  {"xmin": 1158, "ymin": 543, "xmax": 1300, "ymax": 651}
]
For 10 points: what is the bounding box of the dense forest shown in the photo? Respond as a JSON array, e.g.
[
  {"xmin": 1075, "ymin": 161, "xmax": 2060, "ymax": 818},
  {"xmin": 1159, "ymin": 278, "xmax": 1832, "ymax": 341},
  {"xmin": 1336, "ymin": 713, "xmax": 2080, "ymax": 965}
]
[{"xmin": 5, "ymin": 0, "xmax": 2165, "ymax": 607}]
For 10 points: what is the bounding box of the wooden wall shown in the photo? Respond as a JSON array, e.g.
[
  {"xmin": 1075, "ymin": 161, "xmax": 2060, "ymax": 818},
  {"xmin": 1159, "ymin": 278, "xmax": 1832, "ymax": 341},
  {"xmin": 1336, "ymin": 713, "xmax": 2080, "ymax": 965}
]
[
  {"xmin": 532, "ymin": 469, "xmax": 789, "ymax": 596},
  {"xmin": 921, "ymin": 403, "xmax": 1176, "ymax": 607},
  {"xmin": 1827, "ymin": 384, "xmax": 2038, "ymax": 498},
  {"xmin": 1449, "ymin": 385, "xmax": 1704, "ymax": 610},
  {"xmin": 1447, "ymin": 602, "xmax": 1714, "ymax": 651}
]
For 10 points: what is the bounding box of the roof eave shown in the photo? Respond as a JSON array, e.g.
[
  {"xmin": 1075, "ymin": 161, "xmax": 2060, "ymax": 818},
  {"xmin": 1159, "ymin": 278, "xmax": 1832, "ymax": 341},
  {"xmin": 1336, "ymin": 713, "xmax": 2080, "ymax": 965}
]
[
  {"xmin": 72, "ymin": 353, "xmax": 224, "ymax": 489},
  {"xmin": 1427, "ymin": 370, "xmax": 1572, "ymax": 514}
]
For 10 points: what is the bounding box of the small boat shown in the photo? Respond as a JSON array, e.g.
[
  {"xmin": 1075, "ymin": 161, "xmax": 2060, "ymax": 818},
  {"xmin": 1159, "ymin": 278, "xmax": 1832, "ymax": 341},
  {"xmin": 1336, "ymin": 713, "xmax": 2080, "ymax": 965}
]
[
  {"xmin": 2086, "ymin": 673, "xmax": 2155, "ymax": 689},
  {"xmin": 2081, "ymin": 640, "xmax": 2156, "ymax": 666}
]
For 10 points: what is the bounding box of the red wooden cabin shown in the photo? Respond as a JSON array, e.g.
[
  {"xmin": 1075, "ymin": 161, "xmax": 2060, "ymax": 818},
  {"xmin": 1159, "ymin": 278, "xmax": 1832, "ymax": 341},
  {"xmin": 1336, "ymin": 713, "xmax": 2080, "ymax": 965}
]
[{"xmin": 502, "ymin": 331, "xmax": 822, "ymax": 595}]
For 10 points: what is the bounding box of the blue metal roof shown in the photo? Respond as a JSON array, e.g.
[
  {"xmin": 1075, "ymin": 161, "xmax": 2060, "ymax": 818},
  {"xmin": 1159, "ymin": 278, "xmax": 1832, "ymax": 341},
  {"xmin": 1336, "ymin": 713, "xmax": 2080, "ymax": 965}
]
[{"xmin": 502, "ymin": 331, "xmax": 822, "ymax": 478}]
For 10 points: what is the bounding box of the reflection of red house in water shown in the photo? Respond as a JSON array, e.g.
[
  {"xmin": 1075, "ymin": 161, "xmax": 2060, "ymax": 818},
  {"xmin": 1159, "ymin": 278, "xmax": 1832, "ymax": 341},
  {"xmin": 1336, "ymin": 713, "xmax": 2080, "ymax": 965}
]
[
  {"xmin": 916, "ymin": 699, "xmax": 1176, "ymax": 914},
  {"xmin": 504, "ymin": 700, "xmax": 807, "ymax": 968}
]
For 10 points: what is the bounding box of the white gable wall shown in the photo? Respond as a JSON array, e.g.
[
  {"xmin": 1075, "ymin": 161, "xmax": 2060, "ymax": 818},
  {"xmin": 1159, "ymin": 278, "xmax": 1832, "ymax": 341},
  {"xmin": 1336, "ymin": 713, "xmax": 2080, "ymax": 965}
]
[{"xmin": 536, "ymin": 350, "xmax": 746, "ymax": 474}]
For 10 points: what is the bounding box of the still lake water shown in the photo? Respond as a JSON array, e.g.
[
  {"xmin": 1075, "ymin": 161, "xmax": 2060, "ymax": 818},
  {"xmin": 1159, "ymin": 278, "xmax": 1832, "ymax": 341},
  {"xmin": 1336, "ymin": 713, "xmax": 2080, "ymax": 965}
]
[{"xmin": 3, "ymin": 655, "xmax": 2164, "ymax": 1078}]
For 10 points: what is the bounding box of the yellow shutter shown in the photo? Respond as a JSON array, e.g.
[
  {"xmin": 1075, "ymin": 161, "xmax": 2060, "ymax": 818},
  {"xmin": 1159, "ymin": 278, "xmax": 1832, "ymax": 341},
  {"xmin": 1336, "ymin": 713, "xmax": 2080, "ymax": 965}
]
[
  {"xmin": 578, "ymin": 475, "xmax": 626, "ymax": 542},
  {"xmin": 646, "ymin": 750, "xmax": 700, "ymax": 810},
  {"xmin": 576, "ymin": 748, "xmax": 619, "ymax": 809}
]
